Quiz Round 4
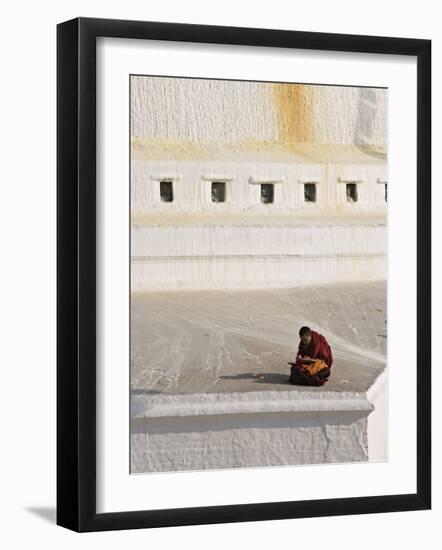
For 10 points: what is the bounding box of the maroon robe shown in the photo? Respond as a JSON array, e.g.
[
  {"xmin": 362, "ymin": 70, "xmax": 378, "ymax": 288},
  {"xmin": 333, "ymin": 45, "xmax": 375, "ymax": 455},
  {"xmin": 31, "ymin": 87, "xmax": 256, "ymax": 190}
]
[{"xmin": 288, "ymin": 330, "xmax": 333, "ymax": 386}]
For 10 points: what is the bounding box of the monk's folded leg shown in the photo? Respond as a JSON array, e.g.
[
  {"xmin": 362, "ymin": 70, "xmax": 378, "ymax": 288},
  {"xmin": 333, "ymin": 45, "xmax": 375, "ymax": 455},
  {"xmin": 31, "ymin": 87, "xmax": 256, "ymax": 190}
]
[
  {"xmin": 288, "ymin": 364, "xmax": 318, "ymax": 386},
  {"xmin": 317, "ymin": 367, "xmax": 331, "ymax": 381},
  {"xmin": 288, "ymin": 364, "xmax": 331, "ymax": 387}
]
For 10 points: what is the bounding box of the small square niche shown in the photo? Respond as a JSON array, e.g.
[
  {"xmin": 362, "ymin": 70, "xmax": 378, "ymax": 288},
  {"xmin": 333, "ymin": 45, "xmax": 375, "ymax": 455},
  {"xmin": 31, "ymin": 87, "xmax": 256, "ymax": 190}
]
[
  {"xmin": 346, "ymin": 183, "xmax": 358, "ymax": 203},
  {"xmin": 260, "ymin": 183, "xmax": 274, "ymax": 204},
  {"xmin": 304, "ymin": 183, "xmax": 317, "ymax": 202},
  {"xmin": 211, "ymin": 182, "xmax": 226, "ymax": 203},
  {"xmin": 160, "ymin": 181, "xmax": 173, "ymax": 202}
]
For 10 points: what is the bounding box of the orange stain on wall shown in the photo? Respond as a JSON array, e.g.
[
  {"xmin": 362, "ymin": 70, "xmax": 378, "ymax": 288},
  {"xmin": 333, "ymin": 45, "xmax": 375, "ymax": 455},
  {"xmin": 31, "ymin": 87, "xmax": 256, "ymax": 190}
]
[{"xmin": 272, "ymin": 83, "xmax": 315, "ymax": 144}]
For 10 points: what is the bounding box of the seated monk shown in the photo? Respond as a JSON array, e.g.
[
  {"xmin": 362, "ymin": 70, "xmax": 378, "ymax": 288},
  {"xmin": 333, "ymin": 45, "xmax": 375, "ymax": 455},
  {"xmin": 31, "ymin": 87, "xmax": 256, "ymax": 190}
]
[{"xmin": 288, "ymin": 326, "xmax": 333, "ymax": 387}]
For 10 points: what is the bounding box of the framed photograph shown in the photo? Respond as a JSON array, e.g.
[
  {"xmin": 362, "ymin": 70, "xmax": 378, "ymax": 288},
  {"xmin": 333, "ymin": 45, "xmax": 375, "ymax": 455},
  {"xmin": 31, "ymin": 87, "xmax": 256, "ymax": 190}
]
[{"xmin": 57, "ymin": 17, "xmax": 431, "ymax": 532}]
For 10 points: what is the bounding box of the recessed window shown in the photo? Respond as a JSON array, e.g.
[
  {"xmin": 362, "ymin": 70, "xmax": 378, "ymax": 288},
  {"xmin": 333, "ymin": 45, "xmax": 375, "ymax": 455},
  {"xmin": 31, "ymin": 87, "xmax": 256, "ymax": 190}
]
[
  {"xmin": 304, "ymin": 183, "xmax": 317, "ymax": 203},
  {"xmin": 160, "ymin": 181, "xmax": 173, "ymax": 202},
  {"xmin": 260, "ymin": 183, "xmax": 274, "ymax": 204},
  {"xmin": 346, "ymin": 183, "xmax": 358, "ymax": 203},
  {"xmin": 384, "ymin": 183, "xmax": 388, "ymax": 202},
  {"xmin": 211, "ymin": 182, "xmax": 226, "ymax": 203}
]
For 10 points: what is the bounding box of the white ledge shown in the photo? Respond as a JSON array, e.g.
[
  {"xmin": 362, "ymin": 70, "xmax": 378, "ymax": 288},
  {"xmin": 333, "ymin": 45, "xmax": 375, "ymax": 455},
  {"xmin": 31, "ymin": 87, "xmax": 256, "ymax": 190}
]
[
  {"xmin": 298, "ymin": 178, "xmax": 321, "ymax": 184},
  {"xmin": 338, "ymin": 177, "xmax": 364, "ymax": 183},
  {"xmin": 149, "ymin": 174, "xmax": 182, "ymax": 181},
  {"xmin": 202, "ymin": 174, "xmax": 235, "ymax": 182},
  {"xmin": 248, "ymin": 177, "xmax": 284, "ymax": 185},
  {"xmin": 131, "ymin": 390, "xmax": 374, "ymax": 419}
]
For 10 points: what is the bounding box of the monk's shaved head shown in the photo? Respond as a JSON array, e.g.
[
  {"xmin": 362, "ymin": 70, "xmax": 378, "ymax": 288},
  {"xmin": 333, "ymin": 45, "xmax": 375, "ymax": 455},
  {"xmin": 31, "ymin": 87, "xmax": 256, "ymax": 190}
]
[{"xmin": 299, "ymin": 326, "xmax": 312, "ymax": 346}]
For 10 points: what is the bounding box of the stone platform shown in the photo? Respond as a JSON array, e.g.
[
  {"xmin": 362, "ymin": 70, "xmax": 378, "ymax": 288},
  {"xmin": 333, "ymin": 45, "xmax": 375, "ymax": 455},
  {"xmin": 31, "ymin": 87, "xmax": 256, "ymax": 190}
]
[{"xmin": 130, "ymin": 281, "xmax": 387, "ymax": 473}]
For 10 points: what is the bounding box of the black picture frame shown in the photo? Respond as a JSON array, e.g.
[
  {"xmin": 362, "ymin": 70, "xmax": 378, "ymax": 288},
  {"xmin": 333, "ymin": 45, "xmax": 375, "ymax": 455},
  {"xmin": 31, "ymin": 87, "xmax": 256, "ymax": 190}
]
[{"xmin": 57, "ymin": 17, "xmax": 431, "ymax": 532}]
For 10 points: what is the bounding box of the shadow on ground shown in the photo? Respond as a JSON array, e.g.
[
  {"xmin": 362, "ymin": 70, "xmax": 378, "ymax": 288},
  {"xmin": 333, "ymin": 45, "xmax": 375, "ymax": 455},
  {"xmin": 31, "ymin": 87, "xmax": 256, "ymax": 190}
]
[
  {"xmin": 219, "ymin": 372, "xmax": 289, "ymax": 385},
  {"xmin": 25, "ymin": 506, "xmax": 56, "ymax": 524}
]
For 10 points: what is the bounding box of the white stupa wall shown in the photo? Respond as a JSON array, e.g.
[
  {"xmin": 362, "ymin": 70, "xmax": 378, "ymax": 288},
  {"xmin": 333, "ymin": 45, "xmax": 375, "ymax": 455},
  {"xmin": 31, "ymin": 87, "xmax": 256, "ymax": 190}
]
[
  {"xmin": 131, "ymin": 412, "xmax": 370, "ymax": 472},
  {"xmin": 132, "ymin": 254, "xmax": 386, "ymax": 290},
  {"xmin": 130, "ymin": 391, "xmax": 378, "ymax": 472},
  {"xmin": 130, "ymin": 77, "xmax": 387, "ymax": 290},
  {"xmin": 131, "ymin": 160, "xmax": 387, "ymax": 216},
  {"xmin": 132, "ymin": 224, "xmax": 386, "ymax": 258},
  {"xmin": 131, "ymin": 77, "xmax": 387, "ymax": 147},
  {"xmin": 131, "ymin": 159, "xmax": 387, "ymax": 290}
]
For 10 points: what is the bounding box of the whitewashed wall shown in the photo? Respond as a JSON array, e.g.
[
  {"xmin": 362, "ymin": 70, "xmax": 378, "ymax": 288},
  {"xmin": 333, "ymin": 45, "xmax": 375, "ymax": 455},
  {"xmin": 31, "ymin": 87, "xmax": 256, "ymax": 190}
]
[
  {"xmin": 131, "ymin": 412, "xmax": 369, "ymax": 472},
  {"xmin": 131, "ymin": 224, "xmax": 386, "ymax": 290},
  {"xmin": 131, "ymin": 254, "xmax": 386, "ymax": 290},
  {"xmin": 131, "ymin": 77, "xmax": 387, "ymax": 147},
  {"xmin": 130, "ymin": 391, "xmax": 375, "ymax": 472},
  {"xmin": 131, "ymin": 159, "xmax": 387, "ymax": 216},
  {"xmin": 130, "ymin": 77, "xmax": 387, "ymax": 290},
  {"xmin": 132, "ymin": 225, "xmax": 386, "ymax": 257}
]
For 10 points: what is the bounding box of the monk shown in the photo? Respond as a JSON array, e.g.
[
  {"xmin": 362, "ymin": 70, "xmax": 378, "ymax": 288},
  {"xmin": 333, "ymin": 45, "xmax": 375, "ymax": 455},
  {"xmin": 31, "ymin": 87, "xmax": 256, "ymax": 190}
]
[{"xmin": 288, "ymin": 326, "xmax": 333, "ymax": 387}]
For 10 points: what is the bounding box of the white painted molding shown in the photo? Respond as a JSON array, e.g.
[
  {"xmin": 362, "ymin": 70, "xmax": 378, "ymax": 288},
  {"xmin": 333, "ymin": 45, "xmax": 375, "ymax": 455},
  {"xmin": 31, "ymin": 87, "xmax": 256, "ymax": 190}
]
[
  {"xmin": 131, "ymin": 389, "xmax": 373, "ymax": 419},
  {"xmin": 338, "ymin": 177, "xmax": 364, "ymax": 183},
  {"xmin": 149, "ymin": 174, "xmax": 182, "ymax": 181},
  {"xmin": 298, "ymin": 178, "xmax": 321, "ymax": 184},
  {"xmin": 248, "ymin": 176, "xmax": 284, "ymax": 185},
  {"xmin": 202, "ymin": 174, "xmax": 235, "ymax": 182},
  {"xmin": 377, "ymin": 177, "xmax": 388, "ymax": 184}
]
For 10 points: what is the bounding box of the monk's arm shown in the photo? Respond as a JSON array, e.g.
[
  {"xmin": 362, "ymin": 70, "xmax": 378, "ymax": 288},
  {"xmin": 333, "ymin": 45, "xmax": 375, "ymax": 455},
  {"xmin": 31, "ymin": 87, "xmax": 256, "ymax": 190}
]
[{"xmin": 311, "ymin": 343, "xmax": 331, "ymax": 365}]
